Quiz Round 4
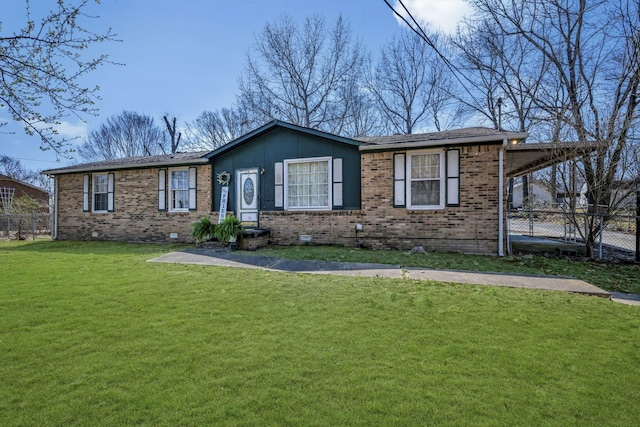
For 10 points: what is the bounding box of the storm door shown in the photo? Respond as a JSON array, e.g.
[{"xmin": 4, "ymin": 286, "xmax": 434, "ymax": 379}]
[{"xmin": 236, "ymin": 168, "xmax": 259, "ymax": 227}]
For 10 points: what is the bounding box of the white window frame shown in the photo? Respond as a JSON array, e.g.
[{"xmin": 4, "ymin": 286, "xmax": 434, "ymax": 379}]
[
  {"xmin": 168, "ymin": 168, "xmax": 190, "ymax": 212},
  {"xmin": 407, "ymin": 150, "xmax": 445, "ymax": 210},
  {"xmin": 284, "ymin": 156, "xmax": 332, "ymax": 211},
  {"xmin": 92, "ymin": 173, "xmax": 109, "ymax": 213}
]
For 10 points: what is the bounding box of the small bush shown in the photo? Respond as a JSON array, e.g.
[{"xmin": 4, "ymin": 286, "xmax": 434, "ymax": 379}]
[
  {"xmin": 214, "ymin": 215, "xmax": 243, "ymax": 244},
  {"xmin": 191, "ymin": 216, "xmax": 215, "ymax": 244}
]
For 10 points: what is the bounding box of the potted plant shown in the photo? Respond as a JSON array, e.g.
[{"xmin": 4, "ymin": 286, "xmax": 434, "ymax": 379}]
[
  {"xmin": 190, "ymin": 216, "xmax": 215, "ymax": 245},
  {"xmin": 214, "ymin": 214, "xmax": 244, "ymax": 246}
]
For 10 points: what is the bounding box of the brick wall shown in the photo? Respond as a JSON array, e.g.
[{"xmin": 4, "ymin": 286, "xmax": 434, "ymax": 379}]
[
  {"xmin": 53, "ymin": 144, "xmax": 507, "ymax": 254},
  {"xmin": 55, "ymin": 165, "xmax": 212, "ymax": 242},
  {"xmin": 257, "ymin": 145, "xmax": 505, "ymax": 254},
  {"xmin": 357, "ymin": 145, "xmax": 504, "ymax": 254},
  {"xmin": 260, "ymin": 210, "xmax": 363, "ymax": 247}
]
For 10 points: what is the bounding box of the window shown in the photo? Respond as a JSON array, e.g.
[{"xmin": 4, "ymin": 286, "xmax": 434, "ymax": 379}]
[
  {"xmin": 407, "ymin": 151, "xmax": 444, "ymax": 209},
  {"xmin": 170, "ymin": 169, "xmax": 189, "ymax": 211},
  {"xmin": 284, "ymin": 157, "xmax": 331, "ymax": 210},
  {"xmin": 93, "ymin": 174, "xmax": 109, "ymax": 212},
  {"xmin": 87, "ymin": 173, "xmax": 114, "ymax": 213},
  {"xmin": 168, "ymin": 168, "xmax": 197, "ymax": 212}
]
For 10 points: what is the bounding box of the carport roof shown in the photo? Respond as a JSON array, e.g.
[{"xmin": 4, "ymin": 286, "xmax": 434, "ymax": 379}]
[{"xmin": 505, "ymin": 142, "xmax": 600, "ymax": 177}]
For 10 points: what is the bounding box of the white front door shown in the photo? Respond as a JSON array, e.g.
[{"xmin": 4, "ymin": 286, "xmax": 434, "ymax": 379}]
[{"xmin": 237, "ymin": 168, "xmax": 259, "ymax": 227}]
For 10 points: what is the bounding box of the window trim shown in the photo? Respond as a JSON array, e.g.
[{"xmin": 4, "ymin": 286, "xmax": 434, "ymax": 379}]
[
  {"xmin": 168, "ymin": 168, "xmax": 190, "ymax": 212},
  {"xmin": 406, "ymin": 150, "xmax": 445, "ymax": 210},
  {"xmin": 283, "ymin": 156, "xmax": 332, "ymax": 211}
]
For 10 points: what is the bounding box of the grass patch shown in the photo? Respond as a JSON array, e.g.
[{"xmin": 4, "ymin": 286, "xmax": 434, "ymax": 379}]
[
  {"xmin": 243, "ymin": 245, "xmax": 640, "ymax": 294},
  {"xmin": 1, "ymin": 240, "xmax": 639, "ymax": 426}
]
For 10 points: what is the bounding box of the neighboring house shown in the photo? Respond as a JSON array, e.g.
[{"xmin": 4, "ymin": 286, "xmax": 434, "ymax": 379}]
[
  {"xmin": 43, "ymin": 120, "xmax": 575, "ymax": 255},
  {"xmin": 0, "ymin": 174, "xmax": 50, "ymax": 212},
  {"xmin": 579, "ymin": 180, "xmax": 639, "ymax": 211},
  {"xmin": 511, "ymin": 179, "xmax": 555, "ymax": 209}
]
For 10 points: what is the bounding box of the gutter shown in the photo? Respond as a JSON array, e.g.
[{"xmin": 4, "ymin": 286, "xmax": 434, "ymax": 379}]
[
  {"xmin": 42, "ymin": 157, "xmax": 209, "ymax": 176},
  {"xmin": 359, "ymin": 131, "xmax": 528, "ymax": 152}
]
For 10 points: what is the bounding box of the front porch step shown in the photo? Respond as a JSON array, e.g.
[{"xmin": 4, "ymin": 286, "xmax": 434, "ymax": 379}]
[{"xmin": 238, "ymin": 228, "xmax": 271, "ymax": 251}]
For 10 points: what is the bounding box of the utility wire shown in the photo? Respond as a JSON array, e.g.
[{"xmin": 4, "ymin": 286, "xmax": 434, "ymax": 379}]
[{"xmin": 383, "ymin": 0, "xmax": 488, "ymax": 115}]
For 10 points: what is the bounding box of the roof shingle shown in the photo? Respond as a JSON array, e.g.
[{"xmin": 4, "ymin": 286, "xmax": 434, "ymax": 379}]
[{"xmin": 42, "ymin": 151, "xmax": 210, "ymax": 175}]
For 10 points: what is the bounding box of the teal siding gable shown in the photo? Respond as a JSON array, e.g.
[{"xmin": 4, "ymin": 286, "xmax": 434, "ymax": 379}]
[{"xmin": 212, "ymin": 125, "xmax": 361, "ymax": 212}]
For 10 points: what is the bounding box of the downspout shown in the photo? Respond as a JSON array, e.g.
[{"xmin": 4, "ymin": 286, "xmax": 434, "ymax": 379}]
[
  {"xmin": 52, "ymin": 175, "xmax": 58, "ymax": 240},
  {"xmin": 498, "ymin": 140, "xmax": 507, "ymax": 256}
]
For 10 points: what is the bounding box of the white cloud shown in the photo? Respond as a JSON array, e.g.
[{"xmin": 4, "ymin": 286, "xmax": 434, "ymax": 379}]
[
  {"xmin": 54, "ymin": 120, "xmax": 89, "ymax": 141},
  {"xmin": 392, "ymin": 0, "xmax": 473, "ymax": 34}
]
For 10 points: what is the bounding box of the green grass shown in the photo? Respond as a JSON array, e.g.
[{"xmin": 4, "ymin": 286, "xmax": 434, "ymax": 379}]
[
  {"xmin": 1, "ymin": 240, "xmax": 639, "ymax": 426},
  {"xmin": 242, "ymin": 245, "xmax": 640, "ymax": 294}
]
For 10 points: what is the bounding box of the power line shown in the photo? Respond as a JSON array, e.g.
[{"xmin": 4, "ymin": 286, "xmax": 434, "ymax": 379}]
[
  {"xmin": 382, "ymin": 0, "xmax": 487, "ymax": 115},
  {"xmin": 2, "ymin": 155, "xmax": 61, "ymax": 164}
]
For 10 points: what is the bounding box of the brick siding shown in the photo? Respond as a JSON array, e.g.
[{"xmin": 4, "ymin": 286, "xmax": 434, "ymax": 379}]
[
  {"xmin": 258, "ymin": 145, "xmax": 505, "ymax": 254},
  {"xmin": 55, "ymin": 165, "xmax": 212, "ymax": 242},
  {"xmin": 54, "ymin": 144, "xmax": 507, "ymax": 254}
]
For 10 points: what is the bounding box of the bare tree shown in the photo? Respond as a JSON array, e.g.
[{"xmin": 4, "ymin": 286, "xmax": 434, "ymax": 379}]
[
  {"xmin": 369, "ymin": 30, "xmax": 458, "ymax": 134},
  {"xmin": 388, "ymin": 0, "xmax": 640, "ymax": 256},
  {"xmin": 1, "ymin": 156, "xmax": 36, "ymax": 183},
  {"xmin": 182, "ymin": 108, "xmax": 252, "ymax": 151},
  {"xmin": 465, "ymin": 0, "xmax": 640, "ymax": 256},
  {"xmin": 0, "ymin": 0, "xmax": 118, "ymax": 155},
  {"xmin": 452, "ymin": 16, "xmax": 550, "ymax": 207},
  {"xmin": 163, "ymin": 115, "xmax": 182, "ymax": 154},
  {"xmin": 237, "ymin": 14, "xmax": 368, "ymax": 134},
  {"xmin": 77, "ymin": 111, "xmax": 169, "ymax": 162}
]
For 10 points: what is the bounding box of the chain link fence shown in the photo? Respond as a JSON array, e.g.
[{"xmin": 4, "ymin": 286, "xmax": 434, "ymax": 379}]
[
  {"xmin": 508, "ymin": 208, "xmax": 638, "ymax": 261},
  {"xmin": 0, "ymin": 213, "xmax": 53, "ymax": 240}
]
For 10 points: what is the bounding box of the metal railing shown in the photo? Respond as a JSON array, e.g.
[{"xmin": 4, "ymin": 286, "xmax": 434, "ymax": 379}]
[
  {"xmin": 0, "ymin": 213, "xmax": 53, "ymax": 240},
  {"xmin": 508, "ymin": 208, "xmax": 638, "ymax": 261}
]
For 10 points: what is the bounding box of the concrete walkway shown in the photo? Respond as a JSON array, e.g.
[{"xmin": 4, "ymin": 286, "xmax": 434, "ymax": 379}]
[{"xmin": 148, "ymin": 248, "xmax": 640, "ymax": 305}]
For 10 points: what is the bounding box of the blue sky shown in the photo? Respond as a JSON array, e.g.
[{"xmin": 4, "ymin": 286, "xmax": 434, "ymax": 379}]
[{"xmin": 2, "ymin": 0, "xmax": 471, "ymax": 172}]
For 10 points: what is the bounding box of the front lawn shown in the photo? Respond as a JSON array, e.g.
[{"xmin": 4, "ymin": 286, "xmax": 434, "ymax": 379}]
[
  {"xmin": 1, "ymin": 241, "xmax": 639, "ymax": 426},
  {"xmin": 244, "ymin": 245, "xmax": 640, "ymax": 294}
]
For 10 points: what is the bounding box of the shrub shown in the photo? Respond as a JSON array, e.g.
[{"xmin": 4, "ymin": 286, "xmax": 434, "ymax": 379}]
[
  {"xmin": 190, "ymin": 216, "xmax": 215, "ymax": 244},
  {"xmin": 214, "ymin": 214, "xmax": 244, "ymax": 244}
]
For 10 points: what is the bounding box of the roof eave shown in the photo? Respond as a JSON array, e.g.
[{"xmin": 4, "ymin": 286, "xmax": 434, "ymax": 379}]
[
  {"xmin": 359, "ymin": 131, "xmax": 529, "ymax": 152},
  {"xmin": 42, "ymin": 157, "xmax": 209, "ymax": 176}
]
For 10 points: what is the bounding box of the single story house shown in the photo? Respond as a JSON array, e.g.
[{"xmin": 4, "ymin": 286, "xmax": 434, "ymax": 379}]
[{"xmin": 43, "ymin": 120, "xmax": 574, "ymax": 255}]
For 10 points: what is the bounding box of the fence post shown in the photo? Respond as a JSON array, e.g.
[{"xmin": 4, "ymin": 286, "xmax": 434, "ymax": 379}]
[{"xmin": 598, "ymin": 214, "xmax": 604, "ymax": 260}]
